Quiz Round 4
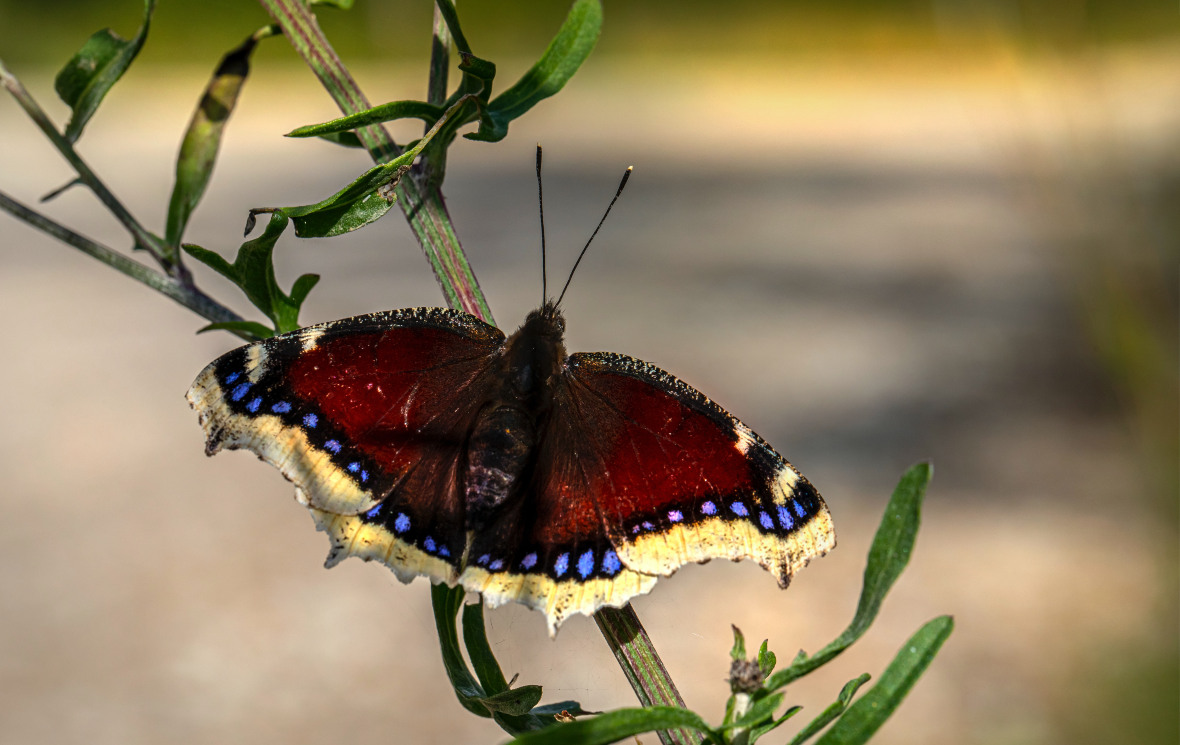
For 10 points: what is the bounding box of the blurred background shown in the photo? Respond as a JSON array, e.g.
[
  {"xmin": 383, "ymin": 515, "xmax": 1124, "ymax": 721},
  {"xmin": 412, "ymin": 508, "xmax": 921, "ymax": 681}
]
[{"xmin": 1, "ymin": 1, "xmax": 1176, "ymax": 744}]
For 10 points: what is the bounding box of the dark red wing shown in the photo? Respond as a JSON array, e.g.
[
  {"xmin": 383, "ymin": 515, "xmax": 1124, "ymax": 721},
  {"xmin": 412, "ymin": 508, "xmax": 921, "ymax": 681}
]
[
  {"xmin": 552, "ymin": 352, "xmax": 833, "ymax": 585},
  {"xmin": 187, "ymin": 308, "xmax": 504, "ymax": 583}
]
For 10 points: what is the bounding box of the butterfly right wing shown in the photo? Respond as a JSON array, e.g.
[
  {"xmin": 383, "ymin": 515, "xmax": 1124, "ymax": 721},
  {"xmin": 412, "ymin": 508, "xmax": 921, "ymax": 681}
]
[{"xmin": 187, "ymin": 307, "xmax": 505, "ymax": 585}]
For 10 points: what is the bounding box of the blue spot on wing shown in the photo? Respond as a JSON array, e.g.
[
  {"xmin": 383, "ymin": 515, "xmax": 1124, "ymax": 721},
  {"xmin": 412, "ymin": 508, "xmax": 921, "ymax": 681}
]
[
  {"xmin": 777, "ymin": 505, "xmax": 794, "ymax": 530},
  {"xmin": 521, "ymin": 552, "xmax": 538, "ymax": 570},
  {"xmin": 246, "ymin": 397, "xmax": 262, "ymax": 413},
  {"xmin": 393, "ymin": 513, "xmax": 411, "ymax": 534},
  {"xmin": 364, "ymin": 505, "xmax": 381, "ymax": 519},
  {"xmin": 224, "ymin": 372, "xmax": 240, "ymax": 385},
  {"xmin": 701, "ymin": 501, "xmax": 717, "ymax": 516},
  {"xmin": 489, "ymin": 559, "xmax": 504, "ymax": 571},
  {"xmin": 554, "ymin": 552, "xmax": 569, "ymax": 578},
  {"xmin": 422, "ymin": 536, "xmax": 436, "ymax": 553},
  {"xmin": 477, "ymin": 554, "xmax": 491, "ymax": 566},
  {"xmin": 601, "ymin": 550, "xmax": 621, "ymax": 576},
  {"xmin": 437, "ymin": 546, "xmax": 451, "ymax": 557},
  {"xmin": 230, "ymin": 382, "xmax": 251, "ymax": 401},
  {"xmin": 271, "ymin": 401, "xmax": 291, "ymax": 414},
  {"xmin": 792, "ymin": 500, "xmax": 808, "ymax": 519},
  {"xmin": 668, "ymin": 510, "xmax": 684, "ymax": 523},
  {"xmin": 731, "ymin": 501, "xmax": 749, "ymax": 517},
  {"xmin": 577, "ymin": 550, "xmax": 595, "ymax": 579},
  {"xmin": 303, "ymin": 413, "xmax": 318, "ymax": 428},
  {"xmin": 325, "ymin": 440, "xmax": 342, "ymax": 454},
  {"xmin": 759, "ymin": 511, "xmax": 774, "ymax": 530},
  {"xmin": 347, "ymin": 462, "xmax": 360, "ymax": 473}
]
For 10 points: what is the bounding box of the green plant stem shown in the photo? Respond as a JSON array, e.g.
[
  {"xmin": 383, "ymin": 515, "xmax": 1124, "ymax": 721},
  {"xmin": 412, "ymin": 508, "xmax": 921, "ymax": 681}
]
[
  {"xmin": 257, "ymin": 0, "xmax": 491, "ymax": 321},
  {"xmin": 0, "ymin": 59, "xmax": 186, "ymax": 283},
  {"xmin": 0, "ymin": 189, "xmax": 246, "ymax": 333},
  {"xmin": 595, "ymin": 605, "xmax": 701, "ymax": 745},
  {"xmin": 260, "ymin": 1, "xmax": 690, "ymax": 732}
]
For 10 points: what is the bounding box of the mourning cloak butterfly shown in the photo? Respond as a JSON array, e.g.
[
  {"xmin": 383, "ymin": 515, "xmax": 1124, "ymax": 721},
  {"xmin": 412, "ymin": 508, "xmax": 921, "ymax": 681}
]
[
  {"xmin": 187, "ymin": 161, "xmax": 834, "ymax": 635},
  {"xmin": 188, "ymin": 300, "xmax": 834, "ymax": 633}
]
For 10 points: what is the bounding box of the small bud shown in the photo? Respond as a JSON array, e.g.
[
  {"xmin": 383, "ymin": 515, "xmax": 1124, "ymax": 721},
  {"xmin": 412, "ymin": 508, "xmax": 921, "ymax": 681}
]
[{"xmin": 729, "ymin": 657, "xmax": 764, "ymax": 694}]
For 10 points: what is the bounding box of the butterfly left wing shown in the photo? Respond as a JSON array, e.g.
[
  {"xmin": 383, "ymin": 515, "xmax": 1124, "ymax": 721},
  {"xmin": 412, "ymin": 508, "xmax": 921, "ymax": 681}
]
[{"xmin": 187, "ymin": 308, "xmax": 506, "ymax": 585}]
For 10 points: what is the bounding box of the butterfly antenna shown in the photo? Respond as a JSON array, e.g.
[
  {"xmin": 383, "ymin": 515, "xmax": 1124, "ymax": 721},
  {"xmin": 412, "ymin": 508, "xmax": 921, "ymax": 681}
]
[
  {"xmin": 555, "ymin": 165, "xmax": 633, "ymax": 307},
  {"xmin": 536, "ymin": 145, "xmax": 548, "ymax": 304}
]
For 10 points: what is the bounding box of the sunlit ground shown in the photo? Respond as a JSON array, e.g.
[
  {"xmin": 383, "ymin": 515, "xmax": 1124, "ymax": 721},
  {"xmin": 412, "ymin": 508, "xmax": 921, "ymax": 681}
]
[{"xmin": 1, "ymin": 22, "xmax": 1177, "ymax": 745}]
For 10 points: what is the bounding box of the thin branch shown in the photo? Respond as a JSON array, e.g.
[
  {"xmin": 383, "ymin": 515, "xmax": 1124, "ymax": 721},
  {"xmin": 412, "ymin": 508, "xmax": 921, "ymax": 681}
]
[
  {"xmin": 256, "ymin": 0, "xmax": 492, "ymax": 320},
  {"xmin": 596, "ymin": 605, "xmax": 702, "ymax": 745},
  {"xmin": 0, "ymin": 189, "xmax": 246, "ymax": 333},
  {"xmin": 0, "ymin": 59, "xmax": 189, "ymax": 284}
]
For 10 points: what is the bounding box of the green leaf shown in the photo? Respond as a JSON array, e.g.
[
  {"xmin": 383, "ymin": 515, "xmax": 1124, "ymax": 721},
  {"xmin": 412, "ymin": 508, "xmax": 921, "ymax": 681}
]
[
  {"xmin": 462, "ymin": 602, "xmax": 509, "ymax": 696},
  {"xmin": 181, "ymin": 214, "xmax": 317, "ymax": 335},
  {"xmin": 472, "ymin": 0, "xmax": 601, "ymax": 143},
  {"xmin": 786, "ymin": 674, "xmax": 871, "ymax": 745},
  {"xmin": 285, "ymin": 100, "xmax": 442, "ymax": 139},
  {"xmin": 273, "ymin": 93, "xmax": 475, "ymax": 238},
  {"xmin": 166, "ymin": 31, "xmax": 266, "ymax": 247},
  {"xmin": 507, "ymin": 706, "xmax": 720, "ymax": 745},
  {"xmin": 195, "ymin": 320, "xmax": 273, "ymax": 340},
  {"xmin": 749, "ymin": 705, "xmax": 803, "ymax": 742},
  {"xmin": 311, "ymin": 0, "xmax": 354, "ymax": 8},
  {"xmin": 55, "ymin": 0, "xmax": 156, "ymax": 143},
  {"xmin": 431, "ymin": 583, "xmax": 489, "ymax": 718},
  {"xmin": 479, "ymin": 686, "xmax": 544, "ymax": 717},
  {"xmin": 815, "ymin": 617, "xmax": 954, "ymax": 745},
  {"xmin": 724, "ymin": 692, "xmax": 784, "ymax": 731},
  {"xmin": 313, "ymin": 131, "xmax": 366, "ymax": 148},
  {"xmin": 286, "ymin": 183, "xmax": 399, "ymax": 238},
  {"xmin": 757, "ymin": 640, "xmax": 777, "ymax": 678},
  {"xmin": 766, "ymin": 463, "xmax": 932, "ymax": 690},
  {"xmin": 730, "ymin": 625, "xmax": 747, "ymax": 661}
]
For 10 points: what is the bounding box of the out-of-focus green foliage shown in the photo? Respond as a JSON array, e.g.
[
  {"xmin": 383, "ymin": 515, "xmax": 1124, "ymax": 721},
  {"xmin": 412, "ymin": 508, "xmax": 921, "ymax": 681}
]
[{"xmin": 3, "ymin": 0, "xmax": 1176, "ymax": 66}]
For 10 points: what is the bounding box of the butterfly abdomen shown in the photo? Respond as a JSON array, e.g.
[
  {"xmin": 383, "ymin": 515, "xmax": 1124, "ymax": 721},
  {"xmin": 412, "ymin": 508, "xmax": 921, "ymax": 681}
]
[{"xmin": 465, "ymin": 404, "xmax": 535, "ymax": 530}]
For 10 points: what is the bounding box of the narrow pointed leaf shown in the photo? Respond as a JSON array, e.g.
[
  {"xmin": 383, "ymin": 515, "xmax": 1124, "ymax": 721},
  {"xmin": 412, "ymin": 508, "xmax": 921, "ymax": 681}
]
[
  {"xmin": 462, "ymin": 602, "xmax": 509, "ymax": 695},
  {"xmin": 730, "ymin": 625, "xmax": 747, "ymax": 661},
  {"xmin": 288, "ymin": 273, "xmax": 320, "ymax": 309},
  {"xmin": 431, "ymin": 583, "xmax": 489, "ymax": 718},
  {"xmin": 166, "ymin": 31, "xmax": 267, "ymax": 247},
  {"xmin": 473, "ymin": 0, "xmax": 601, "ymax": 143},
  {"xmin": 749, "ymin": 706, "xmax": 802, "ymax": 742},
  {"xmin": 479, "ymin": 686, "xmax": 544, "ymax": 717},
  {"xmin": 815, "ymin": 617, "xmax": 953, "ymax": 745},
  {"xmin": 506, "ymin": 707, "xmax": 719, "ymax": 745},
  {"xmin": 195, "ymin": 320, "xmax": 273, "ymax": 340},
  {"xmin": 767, "ymin": 463, "xmax": 932, "ymax": 690},
  {"xmin": 757, "ymin": 640, "xmax": 776, "ymax": 677},
  {"xmin": 285, "ymin": 100, "xmax": 442, "ymax": 139},
  {"xmin": 55, "ymin": 0, "xmax": 156, "ymax": 142},
  {"xmin": 786, "ymin": 674, "xmax": 871, "ymax": 745},
  {"xmin": 723, "ymin": 692, "xmax": 784, "ymax": 731}
]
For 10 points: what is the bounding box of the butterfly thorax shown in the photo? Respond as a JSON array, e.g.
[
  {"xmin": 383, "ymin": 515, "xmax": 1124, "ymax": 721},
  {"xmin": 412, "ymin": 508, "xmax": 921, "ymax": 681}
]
[{"xmin": 463, "ymin": 303, "xmax": 568, "ymax": 533}]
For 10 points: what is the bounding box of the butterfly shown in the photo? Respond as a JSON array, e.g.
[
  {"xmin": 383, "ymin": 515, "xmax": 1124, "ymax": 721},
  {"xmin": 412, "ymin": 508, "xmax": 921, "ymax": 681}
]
[{"xmin": 187, "ymin": 157, "xmax": 834, "ymax": 635}]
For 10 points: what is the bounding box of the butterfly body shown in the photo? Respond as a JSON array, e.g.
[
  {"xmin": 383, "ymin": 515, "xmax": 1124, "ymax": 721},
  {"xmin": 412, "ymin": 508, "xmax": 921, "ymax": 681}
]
[{"xmin": 188, "ymin": 303, "xmax": 834, "ymax": 634}]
